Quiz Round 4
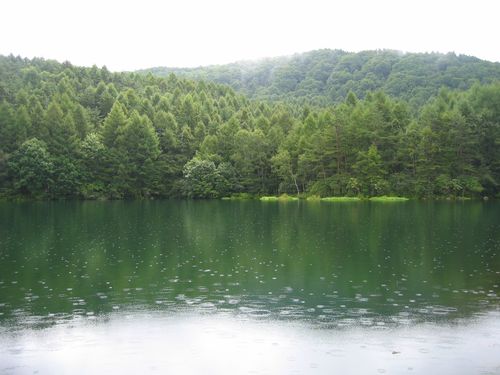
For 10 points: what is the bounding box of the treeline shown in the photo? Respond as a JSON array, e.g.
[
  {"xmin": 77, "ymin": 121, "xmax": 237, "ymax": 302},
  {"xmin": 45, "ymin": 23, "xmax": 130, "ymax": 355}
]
[
  {"xmin": 141, "ymin": 49, "xmax": 500, "ymax": 108},
  {"xmin": 0, "ymin": 54, "xmax": 499, "ymax": 200}
]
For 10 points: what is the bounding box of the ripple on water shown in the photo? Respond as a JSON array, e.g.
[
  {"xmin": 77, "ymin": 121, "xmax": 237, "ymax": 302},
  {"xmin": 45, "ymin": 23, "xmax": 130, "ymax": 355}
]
[{"xmin": 238, "ymin": 306, "xmax": 272, "ymax": 319}]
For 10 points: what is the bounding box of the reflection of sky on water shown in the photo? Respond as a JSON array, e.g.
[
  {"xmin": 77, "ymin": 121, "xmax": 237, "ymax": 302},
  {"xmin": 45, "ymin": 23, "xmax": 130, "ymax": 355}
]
[
  {"xmin": 0, "ymin": 201, "xmax": 499, "ymax": 373},
  {"xmin": 1, "ymin": 311, "xmax": 499, "ymax": 374}
]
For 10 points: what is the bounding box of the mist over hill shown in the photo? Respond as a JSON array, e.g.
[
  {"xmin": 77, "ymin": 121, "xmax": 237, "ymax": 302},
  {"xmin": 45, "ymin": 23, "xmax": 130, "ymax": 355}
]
[{"xmin": 139, "ymin": 49, "xmax": 500, "ymax": 107}]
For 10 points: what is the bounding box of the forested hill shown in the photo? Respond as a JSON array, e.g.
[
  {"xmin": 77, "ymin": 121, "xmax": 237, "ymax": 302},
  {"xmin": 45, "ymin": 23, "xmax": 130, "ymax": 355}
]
[
  {"xmin": 139, "ymin": 49, "xmax": 500, "ymax": 107},
  {"xmin": 0, "ymin": 54, "xmax": 499, "ymax": 200}
]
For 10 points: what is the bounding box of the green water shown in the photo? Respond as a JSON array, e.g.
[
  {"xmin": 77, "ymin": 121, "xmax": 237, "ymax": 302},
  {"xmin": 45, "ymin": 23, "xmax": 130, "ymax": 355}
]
[{"xmin": 0, "ymin": 200, "xmax": 499, "ymax": 374}]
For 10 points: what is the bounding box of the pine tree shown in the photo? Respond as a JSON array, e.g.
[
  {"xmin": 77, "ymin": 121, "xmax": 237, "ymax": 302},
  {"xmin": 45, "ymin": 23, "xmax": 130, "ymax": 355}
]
[
  {"xmin": 116, "ymin": 111, "xmax": 160, "ymax": 197},
  {"xmin": 101, "ymin": 101, "xmax": 127, "ymax": 149}
]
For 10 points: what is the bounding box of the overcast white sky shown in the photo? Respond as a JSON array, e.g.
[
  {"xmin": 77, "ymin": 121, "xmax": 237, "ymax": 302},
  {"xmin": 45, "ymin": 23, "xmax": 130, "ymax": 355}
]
[{"xmin": 1, "ymin": 0, "xmax": 499, "ymax": 71}]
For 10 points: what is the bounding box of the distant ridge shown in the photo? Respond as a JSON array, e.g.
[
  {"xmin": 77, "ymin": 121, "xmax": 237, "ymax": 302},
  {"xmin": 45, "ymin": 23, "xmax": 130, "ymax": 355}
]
[{"xmin": 138, "ymin": 49, "xmax": 500, "ymax": 106}]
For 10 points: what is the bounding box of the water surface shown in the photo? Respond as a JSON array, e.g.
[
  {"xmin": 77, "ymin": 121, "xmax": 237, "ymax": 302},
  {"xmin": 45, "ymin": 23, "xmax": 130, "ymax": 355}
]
[{"xmin": 0, "ymin": 200, "xmax": 499, "ymax": 374}]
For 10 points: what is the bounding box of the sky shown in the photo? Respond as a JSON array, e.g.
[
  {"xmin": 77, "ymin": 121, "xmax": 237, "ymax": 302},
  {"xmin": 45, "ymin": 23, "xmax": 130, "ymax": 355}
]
[{"xmin": 1, "ymin": 0, "xmax": 499, "ymax": 71}]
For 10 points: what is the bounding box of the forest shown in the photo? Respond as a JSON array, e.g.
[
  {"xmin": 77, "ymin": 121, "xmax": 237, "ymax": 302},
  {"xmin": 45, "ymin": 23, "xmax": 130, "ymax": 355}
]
[
  {"xmin": 0, "ymin": 52, "xmax": 499, "ymax": 200},
  {"xmin": 141, "ymin": 49, "xmax": 500, "ymax": 108}
]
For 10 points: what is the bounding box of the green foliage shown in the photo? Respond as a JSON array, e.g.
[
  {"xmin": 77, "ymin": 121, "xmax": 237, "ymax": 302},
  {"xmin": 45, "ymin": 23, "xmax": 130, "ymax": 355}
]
[
  {"xmin": 353, "ymin": 145, "xmax": 388, "ymax": 196},
  {"xmin": 115, "ymin": 111, "xmax": 160, "ymax": 197},
  {"xmin": 140, "ymin": 49, "xmax": 500, "ymax": 108},
  {"xmin": 182, "ymin": 157, "xmax": 236, "ymax": 198},
  {"xmin": 51, "ymin": 157, "xmax": 81, "ymax": 198},
  {"xmin": 102, "ymin": 101, "xmax": 127, "ymax": 148},
  {"xmin": 8, "ymin": 138, "xmax": 53, "ymax": 197},
  {"xmin": 0, "ymin": 54, "xmax": 498, "ymax": 200},
  {"xmin": 271, "ymin": 149, "xmax": 300, "ymax": 195}
]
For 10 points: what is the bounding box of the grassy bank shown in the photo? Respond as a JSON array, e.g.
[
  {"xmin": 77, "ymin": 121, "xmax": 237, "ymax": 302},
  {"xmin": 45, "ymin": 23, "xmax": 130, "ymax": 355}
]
[
  {"xmin": 369, "ymin": 196, "xmax": 410, "ymax": 202},
  {"xmin": 320, "ymin": 197, "xmax": 362, "ymax": 202},
  {"xmin": 259, "ymin": 195, "xmax": 408, "ymax": 202},
  {"xmin": 260, "ymin": 194, "xmax": 299, "ymax": 202}
]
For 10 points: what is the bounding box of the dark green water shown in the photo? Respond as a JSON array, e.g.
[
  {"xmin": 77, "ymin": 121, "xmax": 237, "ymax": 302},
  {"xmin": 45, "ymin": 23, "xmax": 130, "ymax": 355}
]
[{"xmin": 0, "ymin": 201, "xmax": 499, "ymax": 374}]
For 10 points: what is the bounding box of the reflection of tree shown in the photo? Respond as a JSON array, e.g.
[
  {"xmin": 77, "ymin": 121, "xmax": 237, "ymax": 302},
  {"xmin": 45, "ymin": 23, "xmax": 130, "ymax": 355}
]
[{"xmin": 0, "ymin": 201, "xmax": 498, "ymax": 326}]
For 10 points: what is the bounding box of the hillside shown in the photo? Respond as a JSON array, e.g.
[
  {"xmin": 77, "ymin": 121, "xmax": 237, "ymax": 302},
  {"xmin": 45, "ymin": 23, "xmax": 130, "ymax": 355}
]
[
  {"xmin": 140, "ymin": 49, "xmax": 500, "ymax": 107},
  {"xmin": 0, "ymin": 54, "xmax": 499, "ymax": 200}
]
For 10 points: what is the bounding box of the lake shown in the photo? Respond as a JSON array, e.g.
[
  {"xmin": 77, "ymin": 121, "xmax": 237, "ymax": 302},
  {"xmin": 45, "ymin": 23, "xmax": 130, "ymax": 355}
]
[{"xmin": 0, "ymin": 200, "xmax": 499, "ymax": 374}]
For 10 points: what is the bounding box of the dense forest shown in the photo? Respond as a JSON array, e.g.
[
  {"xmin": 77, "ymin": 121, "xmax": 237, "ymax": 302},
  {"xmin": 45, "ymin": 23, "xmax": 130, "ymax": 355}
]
[
  {"xmin": 141, "ymin": 49, "xmax": 500, "ymax": 108},
  {"xmin": 0, "ymin": 54, "xmax": 499, "ymax": 200}
]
